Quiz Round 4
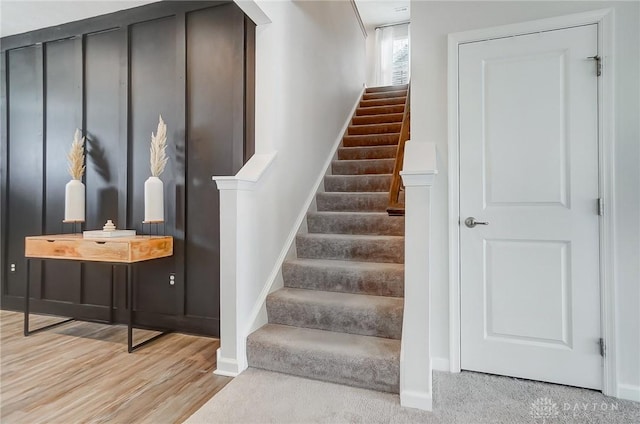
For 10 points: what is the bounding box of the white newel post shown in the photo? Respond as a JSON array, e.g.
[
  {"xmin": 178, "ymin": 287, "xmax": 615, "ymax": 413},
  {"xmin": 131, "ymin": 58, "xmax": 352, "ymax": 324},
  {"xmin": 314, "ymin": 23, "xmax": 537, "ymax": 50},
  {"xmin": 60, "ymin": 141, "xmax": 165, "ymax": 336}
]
[
  {"xmin": 210, "ymin": 181, "xmax": 251, "ymax": 377},
  {"xmin": 399, "ymin": 141, "xmax": 437, "ymax": 411},
  {"xmin": 212, "ymin": 152, "xmax": 277, "ymax": 377}
]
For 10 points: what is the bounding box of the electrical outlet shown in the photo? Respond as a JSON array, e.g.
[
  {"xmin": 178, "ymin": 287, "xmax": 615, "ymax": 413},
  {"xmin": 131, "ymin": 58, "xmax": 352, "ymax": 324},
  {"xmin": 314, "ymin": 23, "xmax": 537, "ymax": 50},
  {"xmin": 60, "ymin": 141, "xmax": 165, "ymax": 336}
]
[
  {"xmin": 169, "ymin": 273, "xmax": 175, "ymax": 285},
  {"xmin": 10, "ymin": 263, "xmax": 16, "ymax": 272}
]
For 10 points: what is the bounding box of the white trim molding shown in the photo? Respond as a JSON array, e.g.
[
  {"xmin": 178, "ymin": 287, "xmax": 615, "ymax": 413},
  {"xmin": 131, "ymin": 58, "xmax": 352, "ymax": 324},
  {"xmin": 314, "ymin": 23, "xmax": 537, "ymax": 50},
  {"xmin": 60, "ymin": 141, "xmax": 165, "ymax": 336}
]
[
  {"xmin": 617, "ymin": 384, "xmax": 640, "ymax": 403},
  {"xmin": 431, "ymin": 357, "xmax": 451, "ymax": 373},
  {"xmin": 349, "ymin": 0, "xmax": 368, "ymax": 39},
  {"xmin": 447, "ymin": 8, "xmax": 617, "ymax": 396},
  {"xmin": 232, "ymin": 0, "xmax": 272, "ymax": 25},
  {"xmin": 400, "ymin": 141, "xmax": 437, "ymax": 411}
]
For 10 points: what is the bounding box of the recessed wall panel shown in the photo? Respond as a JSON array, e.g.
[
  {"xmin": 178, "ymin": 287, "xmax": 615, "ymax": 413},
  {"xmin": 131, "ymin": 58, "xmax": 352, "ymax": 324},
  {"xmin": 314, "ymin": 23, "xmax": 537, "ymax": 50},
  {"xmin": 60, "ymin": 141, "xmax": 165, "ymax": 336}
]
[
  {"xmin": 483, "ymin": 52, "xmax": 569, "ymax": 207},
  {"xmin": 43, "ymin": 38, "xmax": 82, "ymax": 302},
  {"xmin": 7, "ymin": 46, "xmax": 43, "ymax": 298},
  {"xmin": 485, "ymin": 239, "xmax": 572, "ymax": 347},
  {"xmin": 84, "ymin": 29, "xmax": 124, "ymax": 308},
  {"xmin": 129, "ymin": 16, "xmax": 177, "ymax": 315},
  {"xmin": 185, "ymin": 4, "xmax": 244, "ymax": 321}
]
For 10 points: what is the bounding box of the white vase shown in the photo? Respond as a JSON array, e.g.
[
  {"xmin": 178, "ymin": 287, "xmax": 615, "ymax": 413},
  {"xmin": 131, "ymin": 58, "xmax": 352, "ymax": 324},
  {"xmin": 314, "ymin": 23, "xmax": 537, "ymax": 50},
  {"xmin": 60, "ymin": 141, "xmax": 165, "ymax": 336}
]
[
  {"xmin": 64, "ymin": 179, "xmax": 85, "ymax": 222},
  {"xmin": 144, "ymin": 176, "xmax": 164, "ymax": 222}
]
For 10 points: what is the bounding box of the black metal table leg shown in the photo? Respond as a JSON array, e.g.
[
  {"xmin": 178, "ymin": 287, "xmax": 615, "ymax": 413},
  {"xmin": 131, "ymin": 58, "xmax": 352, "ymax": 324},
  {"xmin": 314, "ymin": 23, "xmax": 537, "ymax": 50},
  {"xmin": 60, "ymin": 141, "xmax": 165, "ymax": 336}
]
[
  {"xmin": 109, "ymin": 265, "xmax": 115, "ymax": 324},
  {"xmin": 24, "ymin": 258, "xmax": 30, "ymax": 336},
  {"xmin": 126, "ymin": 263, "xmax": 171, "ymax": 353},
  {"xmin": 24, "ymin": 258, "xmax": 74, "ymax": 336},
  {"xmin": 127, "ymin": 264, "xmax": 133, "ymax": 353}
]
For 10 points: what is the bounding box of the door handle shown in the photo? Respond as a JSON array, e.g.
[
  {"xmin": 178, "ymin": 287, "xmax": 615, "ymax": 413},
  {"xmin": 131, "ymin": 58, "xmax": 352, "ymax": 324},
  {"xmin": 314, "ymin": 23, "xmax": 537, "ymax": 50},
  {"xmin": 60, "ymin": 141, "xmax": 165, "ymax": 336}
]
[{"xmin": 464, "ymin": 217, "xmax": 489, "ymax": 228}]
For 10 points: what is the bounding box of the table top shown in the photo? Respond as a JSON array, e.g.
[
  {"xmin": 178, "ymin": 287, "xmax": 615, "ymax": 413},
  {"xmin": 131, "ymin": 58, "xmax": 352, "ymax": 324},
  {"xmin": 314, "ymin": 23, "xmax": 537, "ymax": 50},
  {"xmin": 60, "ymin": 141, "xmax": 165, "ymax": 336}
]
[
  {"xmin": 25, "ymin": 234, "xmax": 173, "ymax": 263},
  {"xmin": 26, "ymin": 234, "xmax": 170, "ymax": 242}
]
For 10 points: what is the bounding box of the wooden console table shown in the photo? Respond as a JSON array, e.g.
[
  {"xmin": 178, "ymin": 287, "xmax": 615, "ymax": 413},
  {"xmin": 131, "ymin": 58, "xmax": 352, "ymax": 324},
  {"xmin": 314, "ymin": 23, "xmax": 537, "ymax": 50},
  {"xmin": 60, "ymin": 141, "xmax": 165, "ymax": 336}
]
[{"xmin": 24, "ymin": 234, "xmax": 173, "ymax": 352}]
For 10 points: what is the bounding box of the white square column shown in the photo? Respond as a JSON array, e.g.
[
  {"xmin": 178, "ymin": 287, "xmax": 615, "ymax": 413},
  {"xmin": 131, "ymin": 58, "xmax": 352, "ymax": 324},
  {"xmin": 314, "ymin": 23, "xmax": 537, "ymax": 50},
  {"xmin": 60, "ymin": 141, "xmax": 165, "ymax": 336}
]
[{"xmin": 399, "ymin": 141, "xmax": 437, "ymax": 411}]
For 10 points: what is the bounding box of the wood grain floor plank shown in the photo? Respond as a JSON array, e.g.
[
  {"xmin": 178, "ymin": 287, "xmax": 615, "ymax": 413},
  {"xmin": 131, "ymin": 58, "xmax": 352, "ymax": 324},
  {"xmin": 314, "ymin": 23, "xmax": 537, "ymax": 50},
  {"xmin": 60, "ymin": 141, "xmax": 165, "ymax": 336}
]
[{"xmin": 0, "ymin": 311, "xmax": 231, "ymax": 423}]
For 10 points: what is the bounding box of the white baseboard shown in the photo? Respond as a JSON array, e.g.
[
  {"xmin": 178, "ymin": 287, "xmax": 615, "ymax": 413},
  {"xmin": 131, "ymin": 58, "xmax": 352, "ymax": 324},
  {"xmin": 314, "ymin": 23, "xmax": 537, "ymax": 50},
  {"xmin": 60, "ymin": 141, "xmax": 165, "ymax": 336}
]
[
  {"xmin": 618, "ymin": 383, "xmax": 640, "ymax": 402},
  {"xmin": 431, "ymin": 357, "xmax": 450, "ymax": 372},
  {"xmin": 213, "ymin": 348, "xmax": 243, "ymax": 377},
  {"xmin": 400, "ymin": 389, "xmax": 433, "ymax": 411},
  {"xmin": 243, "ymin": 87, "xmax": 365, "ymax": 337}
]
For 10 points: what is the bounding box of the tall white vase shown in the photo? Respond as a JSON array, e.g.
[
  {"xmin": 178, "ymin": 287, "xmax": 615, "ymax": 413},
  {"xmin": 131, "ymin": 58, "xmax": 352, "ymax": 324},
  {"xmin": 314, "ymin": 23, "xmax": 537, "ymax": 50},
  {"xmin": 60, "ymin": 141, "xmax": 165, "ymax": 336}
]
[
  {"xmin": 64, "ymin": 179, "xmax": 85, "ymax": 222},
  {"xmin": 144, "ymin": 176, "xmax": 164, "ymax": 222}
]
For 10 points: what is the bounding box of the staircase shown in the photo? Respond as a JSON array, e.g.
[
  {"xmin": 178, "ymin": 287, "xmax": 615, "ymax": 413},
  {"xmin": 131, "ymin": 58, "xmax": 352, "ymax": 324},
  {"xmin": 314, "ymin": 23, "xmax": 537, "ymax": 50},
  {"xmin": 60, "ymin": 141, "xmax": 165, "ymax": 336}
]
[{"xmin": 247, "ymin": 84, "xmax": 407, "ymax": 393}]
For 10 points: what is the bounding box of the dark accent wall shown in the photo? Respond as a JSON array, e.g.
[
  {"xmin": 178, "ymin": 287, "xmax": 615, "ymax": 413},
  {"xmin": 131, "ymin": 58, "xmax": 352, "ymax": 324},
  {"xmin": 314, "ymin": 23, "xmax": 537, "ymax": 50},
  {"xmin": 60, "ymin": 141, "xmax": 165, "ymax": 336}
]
[{"xmin": 0, "ymin": 1, "xmax": 256, "ymax": 336}]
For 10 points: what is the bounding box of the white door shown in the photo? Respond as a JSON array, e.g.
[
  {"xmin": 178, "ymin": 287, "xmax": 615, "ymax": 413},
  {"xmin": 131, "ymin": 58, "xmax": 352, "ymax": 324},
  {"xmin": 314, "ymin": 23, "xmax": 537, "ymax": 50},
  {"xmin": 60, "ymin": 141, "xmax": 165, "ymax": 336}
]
[{"xmin": 459, "ymin": 24, "xmax": 601, "ymax": 389}]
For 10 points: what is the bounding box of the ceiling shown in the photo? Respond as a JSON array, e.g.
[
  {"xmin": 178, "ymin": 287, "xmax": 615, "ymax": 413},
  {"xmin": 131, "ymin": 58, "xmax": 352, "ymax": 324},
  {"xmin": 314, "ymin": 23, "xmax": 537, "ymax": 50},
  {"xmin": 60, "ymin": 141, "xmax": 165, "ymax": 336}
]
[
  {"xmin": 0, "ymin": 1, "xmax": 158, "ymax": 38},
  {"xmin": 0, "ymin": 0, "xmax": 410, "ymax": 39},
  {"xmin": 354, "ymin": 0, "xmax": 410, "ymax": 29}
]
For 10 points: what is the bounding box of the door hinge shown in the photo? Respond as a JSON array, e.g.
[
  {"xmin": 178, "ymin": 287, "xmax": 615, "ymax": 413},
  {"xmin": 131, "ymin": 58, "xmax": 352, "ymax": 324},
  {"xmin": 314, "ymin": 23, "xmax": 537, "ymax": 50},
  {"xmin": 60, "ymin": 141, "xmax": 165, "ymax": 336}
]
[
  {"xmin": 588, "ymin": 55, "xmax": 602, "ymax": 77},
  {"xmin": 599, "ymin": 338, "xmax": 606, "ymax": 357},
  {"xmin": 598, "ymin": 198, "xmax": 604, "ymax": 216}
]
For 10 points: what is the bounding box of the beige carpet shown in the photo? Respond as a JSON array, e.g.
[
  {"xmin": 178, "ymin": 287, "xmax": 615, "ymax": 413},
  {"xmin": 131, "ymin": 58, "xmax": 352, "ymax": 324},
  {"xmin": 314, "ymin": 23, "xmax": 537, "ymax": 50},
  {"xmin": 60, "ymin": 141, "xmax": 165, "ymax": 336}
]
[{"xmin": 184, "ymin": 368, "xmax": 639, "ymax": 424}]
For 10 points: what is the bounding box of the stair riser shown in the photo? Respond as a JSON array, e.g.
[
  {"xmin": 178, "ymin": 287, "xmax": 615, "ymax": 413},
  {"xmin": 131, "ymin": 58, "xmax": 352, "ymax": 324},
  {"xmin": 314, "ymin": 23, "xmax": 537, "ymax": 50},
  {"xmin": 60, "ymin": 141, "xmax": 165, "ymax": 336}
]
[
  {"xmin": 331, "ymin": 159, "xmax": 394, "ymax": 175},
  {"xmin": 366, "ymin": 84, "xmax": 408, "ymax": 93},
  {"xmin": 247, "ymin": 338, "xmax": 399, "ymax": 393},
  {"xmin": 307, "ymin": 213, "xmax": 404, "ymax": 236},
  {"xmin": 347, "ymin": 123, "xmax": 401, "ymax": 135},
  {"xmin": 282, "ymin": 261, "xmax": 404, "ymax": 297},
  {"xmin": 362, "ymin": 90, "xmax": 407, "ymax": 100},
  {"xmin": 360, "ymin": 97, "xmax": 406, "ymax": 108},
  {"xmin": 356, "ymin": 105, "xmax": 404, "ymax": 115},
  {"xmin": 352, "ymin": 113, "xmax": 403, "ymax": 125},
  {"xmin": 343, "ymin": 134, "xmax": 399, "ymax": 147},
  {"xmin": 266, "ymin": 295, "xmax": 403, "ymax": 339},
  {"xmin": 316, "ymin": 193, "xmax": 388, "ymax": 212},
  {"xmin": 338, "ymin": 146, "xmax": 397, "ymax": 160},
  {"xmin": 296, "ymin": 235, "xmax": 404, "ymax": 264}
]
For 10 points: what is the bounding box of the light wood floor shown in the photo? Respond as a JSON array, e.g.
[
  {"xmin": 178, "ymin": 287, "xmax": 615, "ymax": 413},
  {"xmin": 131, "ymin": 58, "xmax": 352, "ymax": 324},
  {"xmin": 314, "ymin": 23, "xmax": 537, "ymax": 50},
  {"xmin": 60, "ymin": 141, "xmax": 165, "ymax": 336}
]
[{"xmin": 0, "ymin": 310, "xmax": 231, "ymax": 423}]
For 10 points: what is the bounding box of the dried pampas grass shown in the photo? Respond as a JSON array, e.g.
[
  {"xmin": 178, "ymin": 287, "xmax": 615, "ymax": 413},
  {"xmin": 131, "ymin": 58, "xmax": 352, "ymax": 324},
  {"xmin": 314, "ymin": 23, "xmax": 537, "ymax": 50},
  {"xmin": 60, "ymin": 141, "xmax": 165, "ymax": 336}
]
[
  {"xmin": 150, "ymin": 115, "xmax": 168, "ymax": 177},
  {"xmin": 67, "ymin": 128, "xmax": 85, "ymax": 180}
]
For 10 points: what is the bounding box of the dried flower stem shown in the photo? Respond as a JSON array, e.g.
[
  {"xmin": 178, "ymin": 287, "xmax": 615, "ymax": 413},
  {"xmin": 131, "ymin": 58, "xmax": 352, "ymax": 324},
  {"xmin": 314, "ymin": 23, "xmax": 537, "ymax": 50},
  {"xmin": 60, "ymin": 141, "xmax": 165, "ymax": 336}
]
[
  {"xmin": 150, "ymin": 115, "xmax": 168, "ymax": 177},
  {"xmin": 67, "ymin": 128, "xmax": 85, "ymax": 180}
]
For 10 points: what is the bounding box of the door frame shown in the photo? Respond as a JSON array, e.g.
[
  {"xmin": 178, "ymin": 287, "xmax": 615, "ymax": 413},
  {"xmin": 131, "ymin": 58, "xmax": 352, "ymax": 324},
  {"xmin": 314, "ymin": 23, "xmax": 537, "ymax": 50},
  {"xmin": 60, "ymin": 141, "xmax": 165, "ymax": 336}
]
[{"xmin": 447, "ymin": 8, "xmax": 616, "ymax": 396}]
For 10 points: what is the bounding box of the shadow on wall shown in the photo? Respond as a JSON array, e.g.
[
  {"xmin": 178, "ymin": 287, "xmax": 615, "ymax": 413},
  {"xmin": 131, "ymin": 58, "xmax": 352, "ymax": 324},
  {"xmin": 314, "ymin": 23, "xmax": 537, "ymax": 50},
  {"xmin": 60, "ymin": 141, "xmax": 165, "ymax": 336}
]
[{"xmin": 87, "ymin": 135, "xmax": 118, "ymax": 227}]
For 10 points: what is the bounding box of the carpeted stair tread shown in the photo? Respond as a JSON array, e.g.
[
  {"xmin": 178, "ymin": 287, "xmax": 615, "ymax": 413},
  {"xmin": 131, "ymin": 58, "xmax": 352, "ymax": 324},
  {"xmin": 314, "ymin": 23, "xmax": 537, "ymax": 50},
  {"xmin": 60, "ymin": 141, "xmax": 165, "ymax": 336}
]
[
  {"xmin": 316, "ymin": 192, "xmax": 388, "ymax": 212},
  {"xmin": 331, "ymin": 159, "xmax": 395, "ymax": 175},
  {"xmin": 359, "ymin": 97, "xmax": 406, "ymax": 108},
  {"xmin": 362, "ymin": 90, "xmax": 407, "ymax": 100},
  {"xmin": 337, "ymin": 145, "xmax": 397, "ymax": 160},
  {"xmin": 324, "ymin": 174, "xmax": 391, "ymax": 192},
  {"xmin": 282, "ymin": 258, "xmax": 404, "ymax": 297},
  {"xmin": 247, "ymin": 324, "xmax": 400, "ymax": 393},
  {"xmin": 316, "ymin": 192, "xmax": 403, "ymax": 212},
  {"xmin": 343, "ymin": 133, "xmax": 400, "ymax": 147},
  {"xmin": 266, "ymin": 288, "xmax": 403, "ymax": 339},
  {"xmin": 356, "ymin": 105, "xmax": 405, "ymax": 116},
  {"xmin": 296, "ymin": 233, "xmax": 404, "ymax": 263},
  {"xmin": 307, "ymin": 211, "xmax": 404, "ymax": 235},
  {"xmin": 347, "ymin": 122, "xmax": 402, "ymax": 135},
  {"xmin": 352, "ymin": 113, "xmax": 404, "ymax": 125},
  {"xmin": 366, "ymin": 84, "xmax": 408, "ymax": 93}
]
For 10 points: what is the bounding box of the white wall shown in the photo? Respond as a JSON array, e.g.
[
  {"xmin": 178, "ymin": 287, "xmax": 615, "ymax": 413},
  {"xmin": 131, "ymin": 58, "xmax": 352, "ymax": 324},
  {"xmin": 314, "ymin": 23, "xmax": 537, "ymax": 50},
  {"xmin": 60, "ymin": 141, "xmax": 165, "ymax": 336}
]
[
  {"xmin": 365, "ymin": 24, "xmax": 377, "ymax": 86},
  {"xmin": 240, "ymin": 0, "xmax": 366, "ymax": 337},
  {"xmin": 411, "ymin": 1, "xmax": 640, "ymax": 400}
]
